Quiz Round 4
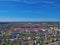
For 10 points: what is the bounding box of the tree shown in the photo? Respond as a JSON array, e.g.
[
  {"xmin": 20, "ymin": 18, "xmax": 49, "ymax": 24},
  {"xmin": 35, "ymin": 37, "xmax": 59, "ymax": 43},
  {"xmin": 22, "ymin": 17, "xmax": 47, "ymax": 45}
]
[{"xmin": 40, "ymin": 38, "xmax": 45, "ymax": 45}]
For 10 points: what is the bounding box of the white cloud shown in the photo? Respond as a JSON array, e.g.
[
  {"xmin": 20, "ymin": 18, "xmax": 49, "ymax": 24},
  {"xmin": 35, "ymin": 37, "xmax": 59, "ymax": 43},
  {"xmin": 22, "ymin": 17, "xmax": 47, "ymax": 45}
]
[{"xmin": 0, "ymin": 0, "xmax": 58, "ymax": 5}]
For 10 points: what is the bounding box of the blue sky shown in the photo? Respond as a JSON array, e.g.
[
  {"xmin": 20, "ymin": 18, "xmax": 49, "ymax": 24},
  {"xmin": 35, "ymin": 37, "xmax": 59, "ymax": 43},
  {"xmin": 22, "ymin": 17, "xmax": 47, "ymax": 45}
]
[{"xmin": 0, "ymin": 0, "xmax": 60, "ymax": 22}]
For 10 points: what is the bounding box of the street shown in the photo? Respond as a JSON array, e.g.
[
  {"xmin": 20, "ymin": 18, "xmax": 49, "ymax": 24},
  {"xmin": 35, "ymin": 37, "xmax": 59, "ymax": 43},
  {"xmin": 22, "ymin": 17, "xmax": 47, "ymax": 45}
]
[{"xmin": 46, "ymin": 41, "xmax": 60, "ymax": 45}]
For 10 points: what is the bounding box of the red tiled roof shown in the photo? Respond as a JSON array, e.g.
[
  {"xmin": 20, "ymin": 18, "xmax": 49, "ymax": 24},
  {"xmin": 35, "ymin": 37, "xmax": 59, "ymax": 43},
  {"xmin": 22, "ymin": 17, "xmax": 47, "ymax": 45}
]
[{"xmin": 12, "ymin": 28, "xmax": 21, "ymax": 32}]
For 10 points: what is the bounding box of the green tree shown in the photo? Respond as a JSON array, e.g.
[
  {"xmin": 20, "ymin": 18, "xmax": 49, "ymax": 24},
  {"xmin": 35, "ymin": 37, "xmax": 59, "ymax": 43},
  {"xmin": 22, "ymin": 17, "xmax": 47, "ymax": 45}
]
[{"xmin": 40, "ymin": 38, "xmax": 45, "ymax": 45}]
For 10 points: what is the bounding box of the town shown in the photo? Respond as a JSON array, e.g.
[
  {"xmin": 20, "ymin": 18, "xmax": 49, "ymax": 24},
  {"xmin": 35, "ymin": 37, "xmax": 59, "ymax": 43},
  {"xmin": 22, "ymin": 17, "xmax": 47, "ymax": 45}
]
[{"xmin": 0, "ymin": 22, "xmax": 60, "ymax": 45}]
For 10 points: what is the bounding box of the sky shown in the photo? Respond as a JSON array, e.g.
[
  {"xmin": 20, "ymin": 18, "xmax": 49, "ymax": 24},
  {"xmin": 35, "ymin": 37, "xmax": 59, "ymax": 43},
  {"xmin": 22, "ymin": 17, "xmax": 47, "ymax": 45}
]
[{"xmin": 0, "ymin": 0, "xmax": 60, "ymax": 22}]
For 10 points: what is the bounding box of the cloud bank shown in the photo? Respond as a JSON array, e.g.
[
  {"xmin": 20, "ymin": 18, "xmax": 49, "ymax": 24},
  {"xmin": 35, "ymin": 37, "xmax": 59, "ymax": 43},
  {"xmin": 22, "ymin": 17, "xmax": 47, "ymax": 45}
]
[
  {"xmin": 0, "ymin": 0, "xmax": 54, "ymax": 4},
  {"xmin": 1, "ymin": 0, "xmax": 59, "ymax": 8},
  {"xmin": 0, "ymin": 17, "xmax": 59, "ymax": 22}
]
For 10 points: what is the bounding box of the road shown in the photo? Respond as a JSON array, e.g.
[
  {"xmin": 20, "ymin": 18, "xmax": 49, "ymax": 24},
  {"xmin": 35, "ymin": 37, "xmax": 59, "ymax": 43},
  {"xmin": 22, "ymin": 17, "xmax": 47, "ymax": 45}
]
[{"xmin": 46, "ymin": 41, "xmax": 60, "ymax": 45}]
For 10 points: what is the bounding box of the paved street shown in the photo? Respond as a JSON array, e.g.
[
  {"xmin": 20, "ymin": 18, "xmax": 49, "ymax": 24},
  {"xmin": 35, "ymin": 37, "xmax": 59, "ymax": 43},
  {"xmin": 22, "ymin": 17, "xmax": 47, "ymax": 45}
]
[{"xmin": 46, "ymin": 41, "xmax": 60, "ymax": 45}]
